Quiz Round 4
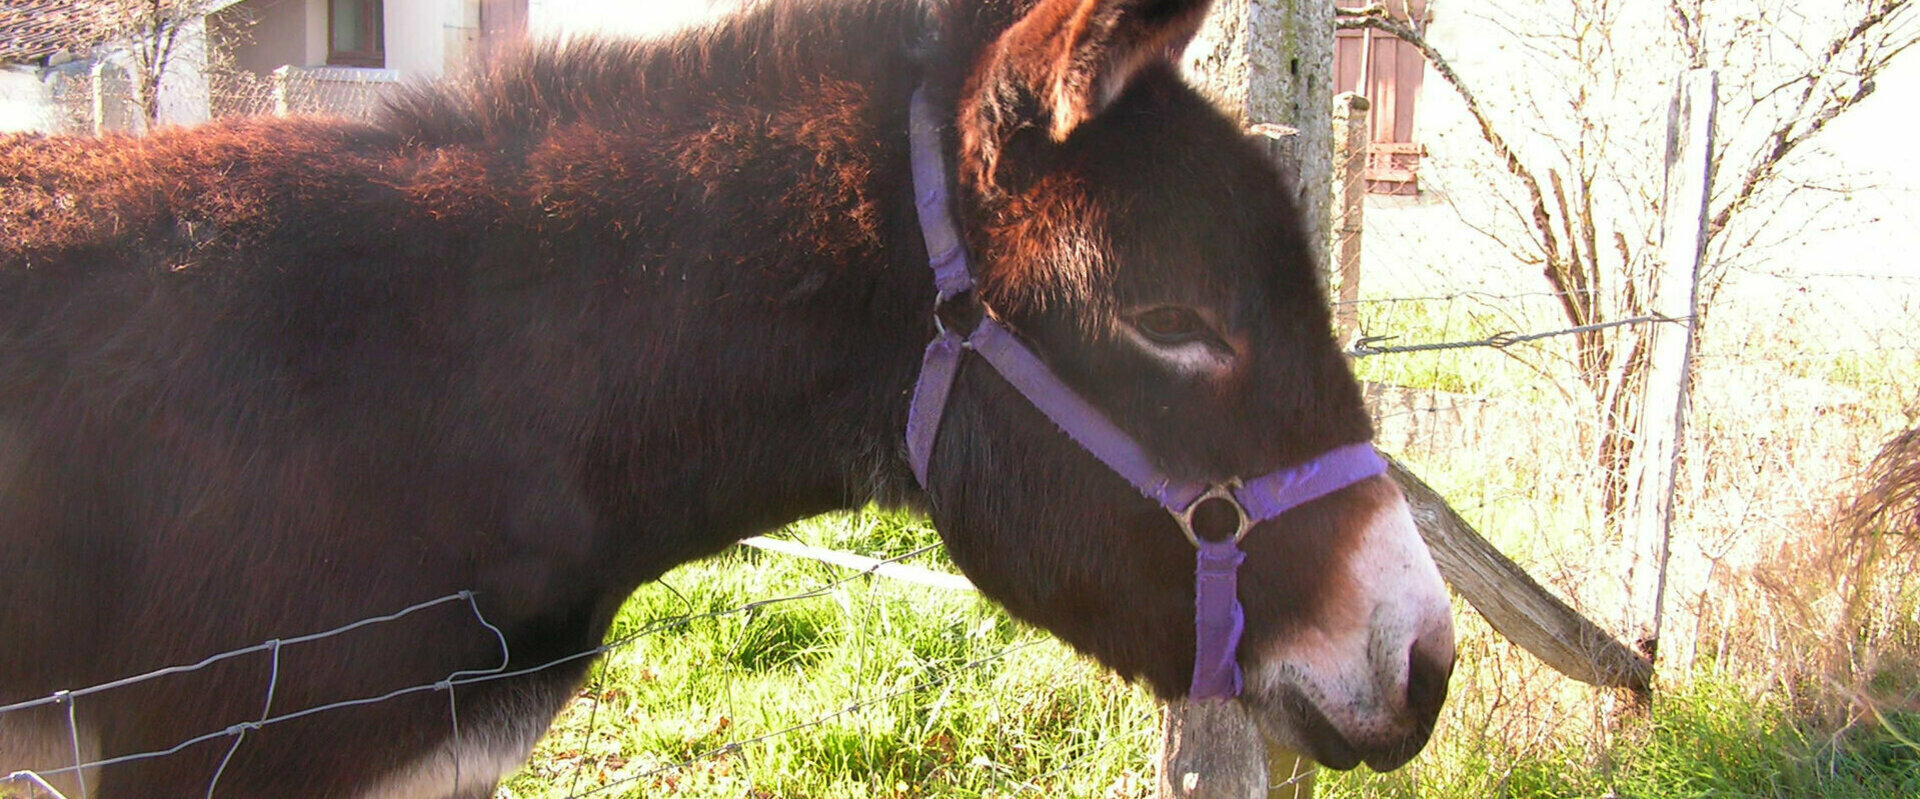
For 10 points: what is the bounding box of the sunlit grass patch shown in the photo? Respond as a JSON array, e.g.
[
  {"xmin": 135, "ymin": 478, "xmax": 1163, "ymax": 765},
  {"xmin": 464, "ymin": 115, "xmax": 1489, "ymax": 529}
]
[
  {"xmin": 1320, "ymin": 674, "xmax": 1920, "ymax": 799},
  {"xmin": 499, "ymin": 508, "xmax": 1161, "ymax": 798}
]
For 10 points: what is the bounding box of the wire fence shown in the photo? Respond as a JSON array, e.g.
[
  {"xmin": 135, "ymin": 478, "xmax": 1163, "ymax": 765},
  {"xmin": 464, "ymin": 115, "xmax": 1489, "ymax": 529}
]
[
  {"xmin": 1340, "ymin": 128, "xmax": 1919, "ymax": 580},
  {"xmin": 1345, "ymin": 314, "xmax": 1679, "ymax": 358},
  {"xmin": 3, "ymin": 540, "xmax": 1117, "ymax": 799},
  {"xmin": 36, "ymin": 62, "xmax": 398, "ymax": 137},
  {"xmin": 3, "ymin": 591, "xmax": 509, "ymax": 797}
]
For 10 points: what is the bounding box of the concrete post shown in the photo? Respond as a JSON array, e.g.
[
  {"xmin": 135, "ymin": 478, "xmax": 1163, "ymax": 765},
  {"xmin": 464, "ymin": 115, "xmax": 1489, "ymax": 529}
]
[
  {"xmin": 89, "ymin": 61, "xmax": 106, "ymax": 136},
  {"xmin": 270, "ymin": 65, "xmax": 290, "ymax": 117}
]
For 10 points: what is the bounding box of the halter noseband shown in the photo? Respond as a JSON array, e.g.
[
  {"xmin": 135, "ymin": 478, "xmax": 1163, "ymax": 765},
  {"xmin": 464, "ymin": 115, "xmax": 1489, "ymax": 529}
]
[{"xmin": 902, "ymin": 89, "xmax": 1387, "ymax": 700}]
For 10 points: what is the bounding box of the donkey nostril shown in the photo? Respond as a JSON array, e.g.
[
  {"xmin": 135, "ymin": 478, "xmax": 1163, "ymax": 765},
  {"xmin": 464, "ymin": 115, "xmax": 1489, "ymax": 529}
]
[{"xmin": 1405, "ymin": 633, "xmax": 1454, "ymax": 724}]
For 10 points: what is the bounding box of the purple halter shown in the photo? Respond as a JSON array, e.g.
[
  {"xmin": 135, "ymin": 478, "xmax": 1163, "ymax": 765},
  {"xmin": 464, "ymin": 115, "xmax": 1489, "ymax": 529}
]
[{"xmin": 903, "ymin": 89, "xmax": 1387, "ymax": 700}]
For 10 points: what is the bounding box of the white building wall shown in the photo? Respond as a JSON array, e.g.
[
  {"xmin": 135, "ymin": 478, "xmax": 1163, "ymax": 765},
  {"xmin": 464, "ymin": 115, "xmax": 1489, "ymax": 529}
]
[
  {"xmin": 223, "ymin": 0, "xmax": 310, "ymax": 76},
  {"xmin": 304, "ymin": 0, "xmax": 328, "ymax": 65},
  {"xmin": 155, "ymin": 17, "xmax": 212, "ymax": 126},
  {"xmin": 385, "ymin": 0, "xmax": 449, "ymax": 76},
  {"xmin": 0, "ymin": 68, "xmax": 56, "ymax": 133}
]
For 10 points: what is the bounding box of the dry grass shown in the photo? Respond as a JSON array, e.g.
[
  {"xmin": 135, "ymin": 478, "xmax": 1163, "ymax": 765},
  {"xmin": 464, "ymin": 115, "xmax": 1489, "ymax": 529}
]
[{"xmin": 1329, "ymin": 264, "xmax": 1920, "ymax": 795}]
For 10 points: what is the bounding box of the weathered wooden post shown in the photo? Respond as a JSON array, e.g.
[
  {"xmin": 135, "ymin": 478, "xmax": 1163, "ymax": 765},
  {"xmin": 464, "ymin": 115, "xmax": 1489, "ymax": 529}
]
[
  {"xmin": 1159, "ymin": 700, "xmax": 1313, "ymax": 799},
  {"xmin": 1622, "ymin": 68, "xmax": 1717, "ymax": 684},
  {"xmin": 1164, "ymin": 2, "xmax": 1335, "ymax": 796},
  {"xmin": 1392, "ymin": 457, "xmax": 1654, "ymax": 694},
  {"xmin": 1329, "ymin": 91, "xmax": 1369, "ymax": 342}
]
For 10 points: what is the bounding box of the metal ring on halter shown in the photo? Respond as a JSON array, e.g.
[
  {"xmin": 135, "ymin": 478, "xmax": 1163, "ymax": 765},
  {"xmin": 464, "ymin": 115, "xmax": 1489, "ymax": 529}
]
[{"xmin": 1173, "ymin": 483, "xmax": 1252, "ymax": 548}]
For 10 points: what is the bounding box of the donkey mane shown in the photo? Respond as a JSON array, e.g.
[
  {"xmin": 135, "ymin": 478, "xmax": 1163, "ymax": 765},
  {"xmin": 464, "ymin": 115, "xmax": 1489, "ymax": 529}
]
[{"xmin": 381, "ymin": 0, "xmax": 936, "ymax": 149}]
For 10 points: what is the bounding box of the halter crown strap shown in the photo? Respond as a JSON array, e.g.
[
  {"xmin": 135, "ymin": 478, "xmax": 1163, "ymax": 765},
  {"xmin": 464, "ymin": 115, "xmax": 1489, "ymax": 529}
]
[
  {"xmin": 904, "ymin": 89, "xmax": 972, "ymax": 486},
  {"xmin": 908, "ymin": 89, "xmax": 975, "ymax": 305}
]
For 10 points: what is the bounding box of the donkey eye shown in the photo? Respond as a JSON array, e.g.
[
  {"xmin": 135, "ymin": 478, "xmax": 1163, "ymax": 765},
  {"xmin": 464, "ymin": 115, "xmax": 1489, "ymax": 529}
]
[{"xmin": 1132, "ymin": 306, "xmax": 1215, "ymax": 346}]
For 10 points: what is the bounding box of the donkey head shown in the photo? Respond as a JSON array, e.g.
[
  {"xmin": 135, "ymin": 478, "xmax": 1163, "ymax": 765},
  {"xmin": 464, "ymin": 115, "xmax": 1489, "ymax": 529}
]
[{"xmin": 915, "ymin": 0, "xmax": 1454, "ymax": 771}]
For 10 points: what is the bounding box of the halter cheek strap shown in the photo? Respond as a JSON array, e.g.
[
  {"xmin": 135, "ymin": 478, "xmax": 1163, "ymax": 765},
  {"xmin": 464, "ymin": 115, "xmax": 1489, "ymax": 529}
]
[{"xmin": 903, "ymin": 88, "xmax": 1386, "ymax": 700}]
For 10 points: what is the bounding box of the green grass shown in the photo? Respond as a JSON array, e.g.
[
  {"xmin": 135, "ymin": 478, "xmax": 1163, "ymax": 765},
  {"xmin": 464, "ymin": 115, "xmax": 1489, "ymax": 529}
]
[
  {"xmin": 494, "ymin": 507, "xmax": 1920, "ymax": 798},
  {"xmin": 1321, "ymin": 679, "xmax": 1920, "ymax": 798},
  {"xmin": 498, "ymin": 508, "xmax": 1162, "ymax": 798}
]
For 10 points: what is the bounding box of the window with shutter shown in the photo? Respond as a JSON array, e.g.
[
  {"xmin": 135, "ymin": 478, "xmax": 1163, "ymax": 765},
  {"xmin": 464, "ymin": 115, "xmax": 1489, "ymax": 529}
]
[{"xmin": 328, "ymin": 0, "xmax": 385, "ymax": 68}]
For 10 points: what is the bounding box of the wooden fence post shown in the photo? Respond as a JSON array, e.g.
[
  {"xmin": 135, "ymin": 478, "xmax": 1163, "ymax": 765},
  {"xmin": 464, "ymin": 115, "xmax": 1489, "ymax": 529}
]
[
  {"xmin": 1158, "ymin": 700, "xmax": 1313, "ymax": 799},
  {"xmin": 1623, "ymin": 68, "xmax": 1717, "ymax": 680},
  {"xmin": 1391, "ymin": 456, "xmax": 1655, "ymax": 694},
  {"xmin": 1330, "ymin": 91, "xmax": 1370, "ymax": 342}
]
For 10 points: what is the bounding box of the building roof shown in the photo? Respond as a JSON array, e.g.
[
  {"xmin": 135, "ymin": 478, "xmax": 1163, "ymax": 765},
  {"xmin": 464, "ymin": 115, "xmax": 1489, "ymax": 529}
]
[{"xmin": 0, "ymin": 0, "xmax": 111, "ymax": 63}]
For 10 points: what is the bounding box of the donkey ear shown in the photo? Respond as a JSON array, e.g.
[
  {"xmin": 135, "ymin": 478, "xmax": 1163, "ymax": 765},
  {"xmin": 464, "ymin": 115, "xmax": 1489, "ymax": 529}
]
[{"xmin": 970, "ymin": 0, "xmax": 1214, "ymax": 142}]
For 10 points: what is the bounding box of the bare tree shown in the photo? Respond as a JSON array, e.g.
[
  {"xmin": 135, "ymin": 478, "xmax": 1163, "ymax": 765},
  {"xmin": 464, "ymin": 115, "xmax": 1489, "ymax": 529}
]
[
  {"xmin": 76, "ymin": 0, "xmax": 225, "ymax": 127},
  {"xmin": 1336, "ymin": 0, "xmax": 1918, "ymax": 529}
]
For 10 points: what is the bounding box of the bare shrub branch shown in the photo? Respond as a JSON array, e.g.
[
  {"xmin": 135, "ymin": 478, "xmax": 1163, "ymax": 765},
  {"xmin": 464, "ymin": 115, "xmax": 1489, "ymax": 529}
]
[{"xmin": 72, "ymin": 0, "xmax": 225, "ymax": 126}]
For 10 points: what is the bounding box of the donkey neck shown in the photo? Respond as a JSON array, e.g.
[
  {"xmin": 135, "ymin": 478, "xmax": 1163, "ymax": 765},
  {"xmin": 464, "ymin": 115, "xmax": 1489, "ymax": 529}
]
[{"xmin": 478, "ymin": 15, "xmax": 953, "ymax": 575}]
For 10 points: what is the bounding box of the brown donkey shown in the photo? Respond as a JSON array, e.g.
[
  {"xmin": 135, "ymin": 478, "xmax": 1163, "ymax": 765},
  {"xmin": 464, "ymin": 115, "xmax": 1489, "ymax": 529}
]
[{"xmin": 0, "ymin": 0, "xmax": 1452, "ymax": 795}]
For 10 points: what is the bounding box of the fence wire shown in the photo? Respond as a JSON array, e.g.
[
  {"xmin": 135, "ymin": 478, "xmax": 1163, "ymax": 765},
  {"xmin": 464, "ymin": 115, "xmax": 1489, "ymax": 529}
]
[
  {"xmin": 2, "ymin": 541, "xmax": 1022, "ymax": 798},
  {"xmin": 1346, "ymin": 313, "xmax": 1680, "ymax": 357},
  {"xmin": 36, "ymin": 63, "xmax": 398, "ymax": 137},
  {"xmin": 2, "ymin": 591, "xmax": 506, "ymax": 796}
]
